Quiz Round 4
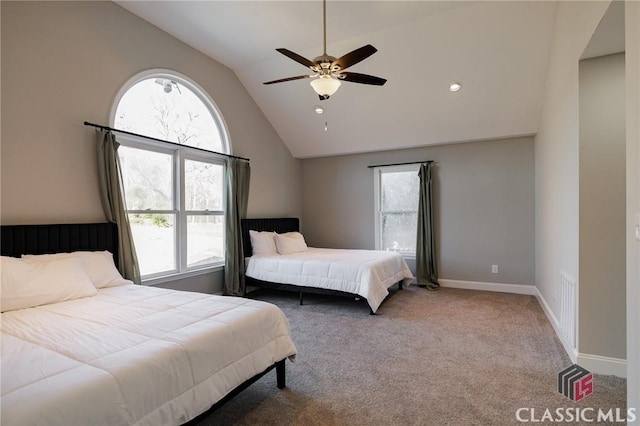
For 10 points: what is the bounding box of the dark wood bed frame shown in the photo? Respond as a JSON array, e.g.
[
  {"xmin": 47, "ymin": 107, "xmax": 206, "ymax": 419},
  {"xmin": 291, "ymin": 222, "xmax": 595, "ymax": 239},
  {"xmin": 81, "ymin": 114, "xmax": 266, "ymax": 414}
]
[
  {"xmin": 241, "ymin": 218, "xmax": 403, "ymax": 314},
  {"xmin": 0, "ymin": 222, "xmax": 287, "ymax": 423}
]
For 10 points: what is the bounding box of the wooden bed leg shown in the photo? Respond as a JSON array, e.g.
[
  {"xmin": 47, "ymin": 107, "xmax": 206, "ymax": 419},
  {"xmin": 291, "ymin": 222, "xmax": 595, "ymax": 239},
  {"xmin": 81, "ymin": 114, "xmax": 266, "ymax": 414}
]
[
  {"xmin": 276, "ymin": 359, "xmax": 286, "ymax": 389},
  {"xmin": 399, "ymin": 281, "xmax": 404, "ymax": 290},
  {"xmin": 299, "ymin": 290, "xmax": 303, "ymax": 305}
]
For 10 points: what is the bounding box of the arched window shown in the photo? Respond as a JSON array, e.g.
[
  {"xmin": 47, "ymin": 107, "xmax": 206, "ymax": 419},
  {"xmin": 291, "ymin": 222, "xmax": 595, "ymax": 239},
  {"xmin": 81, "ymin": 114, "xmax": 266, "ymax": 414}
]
[{"xmin": 111, "ymin": 70, "xmax": 230, "ymax": 282}]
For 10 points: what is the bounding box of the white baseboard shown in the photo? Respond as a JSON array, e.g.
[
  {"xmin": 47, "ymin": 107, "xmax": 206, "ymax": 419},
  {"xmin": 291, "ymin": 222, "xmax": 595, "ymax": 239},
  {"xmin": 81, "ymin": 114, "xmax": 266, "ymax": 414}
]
[
  {"xmin": 535, "ymin": 288, "xmax": 578, "ymax": 363},
  {"xmin": 438, "ymin": 280, "xmax": 582, "ymax": 362},
  {"xmin": 442, "ymin": 281, "xmax": 627, "ymax": 377},
  {"xmin": 534, "ymin": 289, "xmax": 626, "ymax": 378},
  {"xmin": 439, "ymin": 279, "xmax": 536, "ymax": 295},
  {"xmin": 578, "ymin": 353, "xmax": 627, "ymax": 378}
]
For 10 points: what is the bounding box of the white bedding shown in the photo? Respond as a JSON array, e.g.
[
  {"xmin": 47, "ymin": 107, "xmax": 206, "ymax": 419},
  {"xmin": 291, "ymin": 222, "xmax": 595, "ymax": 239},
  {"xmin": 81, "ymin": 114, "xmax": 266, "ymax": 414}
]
[
  {"xmin": 246, "ymin": 248, "xmax": 414, "ymax": 313},
  {"xmin": 1, "ymin": 284, "xmax": 297, "ymax": 426}
]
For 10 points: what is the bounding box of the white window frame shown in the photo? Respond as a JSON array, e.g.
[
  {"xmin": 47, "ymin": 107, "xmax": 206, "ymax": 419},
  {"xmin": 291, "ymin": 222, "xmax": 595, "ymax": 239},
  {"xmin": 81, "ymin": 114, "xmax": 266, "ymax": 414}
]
[
  {"xmin": 373, "ymin": 163, "xmax": 420, "ymax": 258},
  {"xmin": 111, "ymin": 69, "xmax": 231, "ymax": 285},
  {"xmin": 111, "ymin": 69, "xmax": 231, "ymax": 156}
]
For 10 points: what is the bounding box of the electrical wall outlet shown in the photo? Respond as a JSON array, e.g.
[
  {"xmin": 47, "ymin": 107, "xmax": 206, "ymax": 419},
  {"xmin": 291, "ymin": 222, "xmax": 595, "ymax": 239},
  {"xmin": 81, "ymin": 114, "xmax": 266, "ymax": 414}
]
[{"xmin": 491, "ymin": 264, "xmax": 499, "ymax": 274}]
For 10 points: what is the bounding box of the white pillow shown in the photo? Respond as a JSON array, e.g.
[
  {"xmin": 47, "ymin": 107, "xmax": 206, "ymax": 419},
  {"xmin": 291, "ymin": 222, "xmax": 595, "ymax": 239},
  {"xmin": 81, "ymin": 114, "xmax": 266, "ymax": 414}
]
[
  {"xmin": 249, "ymin": 230, "xmax": 279, "ymax": 256},
  {"xmin": 275, "ymin": 232, "xmax": 308, "ymax": 255},
  {"xmin": 1, "ymin": 256, "xmax": 97, "ymax": 312},
  {"xmin": 22, "ymin": 251, "xmax": 132, "ymax": 289}
]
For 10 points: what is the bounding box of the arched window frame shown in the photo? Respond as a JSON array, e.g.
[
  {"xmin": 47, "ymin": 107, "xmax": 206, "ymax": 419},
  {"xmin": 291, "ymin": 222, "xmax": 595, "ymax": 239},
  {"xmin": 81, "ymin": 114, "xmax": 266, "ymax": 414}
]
[
  {"xmin": 110, "ymin": 69, "xmax": 232, "ymax": 284},
  {"xmin": 110, "ymin": 69, "xmax": 231, "ymax": 155}
]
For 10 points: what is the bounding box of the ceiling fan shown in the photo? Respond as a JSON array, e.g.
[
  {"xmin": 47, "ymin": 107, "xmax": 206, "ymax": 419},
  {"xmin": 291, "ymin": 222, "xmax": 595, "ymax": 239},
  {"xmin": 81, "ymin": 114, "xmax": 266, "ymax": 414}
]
[{"xmin": 263, "ymin": 0, "xmax": 387, "ymax": 100}]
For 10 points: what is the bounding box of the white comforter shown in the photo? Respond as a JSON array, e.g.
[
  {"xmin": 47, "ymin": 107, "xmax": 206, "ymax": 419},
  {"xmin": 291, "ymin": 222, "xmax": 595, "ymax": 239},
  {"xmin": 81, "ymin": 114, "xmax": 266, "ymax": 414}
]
[
  {"xmin": 246, "ymin": 248, "xmax": 414, "ymax": 313},
  {"xmin": 1, "ymin": 285, "xmax": 297, "ymax": 426}
]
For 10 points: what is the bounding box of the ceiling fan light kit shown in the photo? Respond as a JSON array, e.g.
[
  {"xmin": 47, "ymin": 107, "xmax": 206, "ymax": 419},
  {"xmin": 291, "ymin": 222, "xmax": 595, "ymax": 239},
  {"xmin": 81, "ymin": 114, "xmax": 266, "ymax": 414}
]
[
  {"xmin": 263, "ymin": 0, "xmax": 386, "ymax": 100},
  {"xmin": 310, "ymin": 76, "xmax": 341, "ymax": 97}
]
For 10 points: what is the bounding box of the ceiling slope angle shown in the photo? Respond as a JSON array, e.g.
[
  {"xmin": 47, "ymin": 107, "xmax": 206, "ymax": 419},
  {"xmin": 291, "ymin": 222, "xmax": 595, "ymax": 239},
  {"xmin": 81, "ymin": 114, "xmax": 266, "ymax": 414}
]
[{"xmin": 116, "ymin": 1, "xmax": 558, "ymax": 159}]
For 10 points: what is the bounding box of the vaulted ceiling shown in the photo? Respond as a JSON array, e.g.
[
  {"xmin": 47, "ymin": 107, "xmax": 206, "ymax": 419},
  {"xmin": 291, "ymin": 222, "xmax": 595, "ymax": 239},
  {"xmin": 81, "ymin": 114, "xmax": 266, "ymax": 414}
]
[{"xmin": 116, "ymin": 1, "xmax": 558, "ymax": 159}]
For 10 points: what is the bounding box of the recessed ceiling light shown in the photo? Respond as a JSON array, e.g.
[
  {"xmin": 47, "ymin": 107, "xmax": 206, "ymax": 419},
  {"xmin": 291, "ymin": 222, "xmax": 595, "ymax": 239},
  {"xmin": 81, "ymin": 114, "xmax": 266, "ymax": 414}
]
[
  {"xmin": 314, "ymin": 105, "xmax": 325, "ymax": 114},
  {"xmin": 449, "ymin": 82, "xmax": 462, "ymax": 92}
]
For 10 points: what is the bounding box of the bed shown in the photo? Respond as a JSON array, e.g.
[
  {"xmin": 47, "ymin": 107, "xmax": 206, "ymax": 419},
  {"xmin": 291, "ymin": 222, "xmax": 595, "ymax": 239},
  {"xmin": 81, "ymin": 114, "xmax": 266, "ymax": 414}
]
[
  {"xmin": 241, "ymin": 218, "xmax": 414, "ymax": 314},
  {"xmin": 1, "ymin": 223, "xmax": 297, "ymax": 426}
]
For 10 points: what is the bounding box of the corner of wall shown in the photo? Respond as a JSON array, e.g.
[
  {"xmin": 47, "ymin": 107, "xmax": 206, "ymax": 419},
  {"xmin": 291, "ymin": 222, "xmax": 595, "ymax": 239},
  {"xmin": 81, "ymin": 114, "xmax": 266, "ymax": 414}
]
[{"xmin": 535, "ymin": 287, "xmax": 578, "ymax": 363}]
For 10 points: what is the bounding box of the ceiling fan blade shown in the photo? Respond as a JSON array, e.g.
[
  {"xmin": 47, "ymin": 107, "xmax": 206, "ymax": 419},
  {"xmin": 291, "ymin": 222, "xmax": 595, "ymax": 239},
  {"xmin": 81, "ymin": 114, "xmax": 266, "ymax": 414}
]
[
  {"xmin": 276, "ymin": 48, "xmax": 315, "ymax": 68},
  {"xmin": 332, "ymin": 44, "xmax": 377, "ymax": 70},
  {"xmin": 263, "ymin": 75, "xmax": 312, "ymax": 85},
  {"xmin": 339, "ymin": 72, "xmax": 387, "ymax": 86}
]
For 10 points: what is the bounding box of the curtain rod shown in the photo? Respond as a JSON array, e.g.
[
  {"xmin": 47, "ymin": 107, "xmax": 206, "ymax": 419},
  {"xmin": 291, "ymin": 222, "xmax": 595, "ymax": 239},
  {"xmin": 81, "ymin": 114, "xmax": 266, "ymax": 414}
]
[
  {"xmin": 84, "ymin": 121, "xmax": 250, "ymax": 162},
  {"xmin": 367, "ymin": 160, "xmax": 433, "ymax": 169}
]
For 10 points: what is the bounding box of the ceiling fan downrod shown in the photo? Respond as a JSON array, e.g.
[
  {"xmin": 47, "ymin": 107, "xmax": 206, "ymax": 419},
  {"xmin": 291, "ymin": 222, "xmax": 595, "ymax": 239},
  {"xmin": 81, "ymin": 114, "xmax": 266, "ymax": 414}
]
[
  {"xmin": 262, "ymin": 0, "xmax": 387, "ymax": 99},
  {"xmin": 322, "ymin": 0, "xmax": 327, "ymax": 56}
]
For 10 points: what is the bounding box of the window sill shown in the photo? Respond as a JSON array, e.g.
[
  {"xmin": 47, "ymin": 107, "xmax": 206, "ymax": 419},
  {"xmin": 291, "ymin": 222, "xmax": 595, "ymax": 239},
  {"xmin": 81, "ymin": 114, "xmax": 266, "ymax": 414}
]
[{"xmin": 143, "ymin": 264, "xmax": 224, "ymax": 287}]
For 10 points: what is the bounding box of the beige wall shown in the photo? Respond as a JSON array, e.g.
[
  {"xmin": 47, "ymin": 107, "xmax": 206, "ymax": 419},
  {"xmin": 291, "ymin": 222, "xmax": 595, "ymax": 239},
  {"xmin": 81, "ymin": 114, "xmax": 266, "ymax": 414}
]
[
  {"xmin": 301, "ymin": 137, "xmax": 535, "ymax": 286},
  {"xmin": 534, "ymin": 0, "xmax": 640, "ymax": 384},
  {"xmin": 625, "ymin": 0, "xmax": 640, "ymax": 415},
  {"xmin": 579, "ymin": 53, "xmax": 626, "ymax": 359},
  {"xmin": 535, "ymin": 2, "xmax": 608, "ymax": 332},
  {"xmin": 534, "ymin": 0, "xmax": 609, "ymax": 352},
  {"xmin": 0, "ymin": 1, "xmax": 302, "ymax": 293}
]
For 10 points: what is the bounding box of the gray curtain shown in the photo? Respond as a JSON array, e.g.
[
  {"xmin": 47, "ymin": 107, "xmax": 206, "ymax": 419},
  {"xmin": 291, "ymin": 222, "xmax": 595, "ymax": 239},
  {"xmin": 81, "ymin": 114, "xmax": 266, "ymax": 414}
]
[
  {"xmin": 416, "ymin": 162, "xmax": 439, "ymax": 290},
  {"xmin": 224, "ymin": 158, "xmax": 251, "ymax": 296},
  {"xmin": 96, "ymin": 130, "xmax": 141, "ymax": 284}
]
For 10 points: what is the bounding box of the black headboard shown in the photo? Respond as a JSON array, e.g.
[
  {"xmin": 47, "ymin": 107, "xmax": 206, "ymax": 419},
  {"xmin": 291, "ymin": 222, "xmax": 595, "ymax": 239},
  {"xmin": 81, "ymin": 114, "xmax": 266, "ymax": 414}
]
[
  {"xmin": 241, "ymin": 218, "xmax": 299, "ymax": 257},
  {"xmin": 1, "ymin": 223, "xmax": 119, "ymax": 267}
]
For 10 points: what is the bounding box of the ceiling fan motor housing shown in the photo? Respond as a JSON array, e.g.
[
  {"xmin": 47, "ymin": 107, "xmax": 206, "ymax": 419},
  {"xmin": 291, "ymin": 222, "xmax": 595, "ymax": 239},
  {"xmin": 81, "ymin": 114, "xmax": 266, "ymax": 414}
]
[{"xmin": 311, "ymin": 56, "xmax": 340, "ymax": 78}]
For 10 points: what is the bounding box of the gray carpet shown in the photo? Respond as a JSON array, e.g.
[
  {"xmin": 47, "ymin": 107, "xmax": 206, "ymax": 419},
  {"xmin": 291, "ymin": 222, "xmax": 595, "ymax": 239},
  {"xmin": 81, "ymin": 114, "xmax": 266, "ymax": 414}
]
[{"xmin": 195, "ymin": 286, "xmax": 627, "ymax": 425}]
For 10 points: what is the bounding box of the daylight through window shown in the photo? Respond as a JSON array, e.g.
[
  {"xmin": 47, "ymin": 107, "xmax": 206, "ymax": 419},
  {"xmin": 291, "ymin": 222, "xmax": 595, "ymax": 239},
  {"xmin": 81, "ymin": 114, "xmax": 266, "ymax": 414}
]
[
  {"xmin": 374, "ymin": 165, "xmax": 420, "ymax": 256},
  {"xmin": 113, "ymin": 73, "xmax": 229, "ymax": 280}
]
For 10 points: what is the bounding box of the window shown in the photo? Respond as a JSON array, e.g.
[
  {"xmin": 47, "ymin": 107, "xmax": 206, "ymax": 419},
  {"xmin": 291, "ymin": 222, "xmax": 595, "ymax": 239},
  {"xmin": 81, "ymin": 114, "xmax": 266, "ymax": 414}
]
[
  {"xmin": 374, "ymin": 165, "xmax": 420, "ymax": 256},
  {"xmin": 112, "ymin": 71, "xmax": 229, "ymax": 282}
]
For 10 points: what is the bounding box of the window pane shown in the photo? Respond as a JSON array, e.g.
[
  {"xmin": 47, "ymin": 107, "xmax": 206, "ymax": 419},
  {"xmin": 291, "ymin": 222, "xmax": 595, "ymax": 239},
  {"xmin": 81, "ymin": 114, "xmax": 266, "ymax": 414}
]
[
  {"xmin": 114, "ymin": 73, "xmax": 229, "ymax": 281},
  {"xmin": 114, "ymin": 78, "xmax": 223, "ymax": 152},
  {"xmin": 382, "ymin": 212, "xmax": 417, "ymax": 254},
  {"xmin": 381, "ymin": 171, "xmax": 419, "ymax": 212},
  {"xmin": 129, "ymin": 214, "xmax": 176, "ymax": 275},
  {"xmin": 185, "ymin": 160, "xmax": 223, "ymax": 211},
  {"xmin": 187, "ymin": 215, "xmax": 223, "ymax": 267},
  {"xmin": 119, "ymin": 146, "xmax": 173, "ymax": 210}
]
